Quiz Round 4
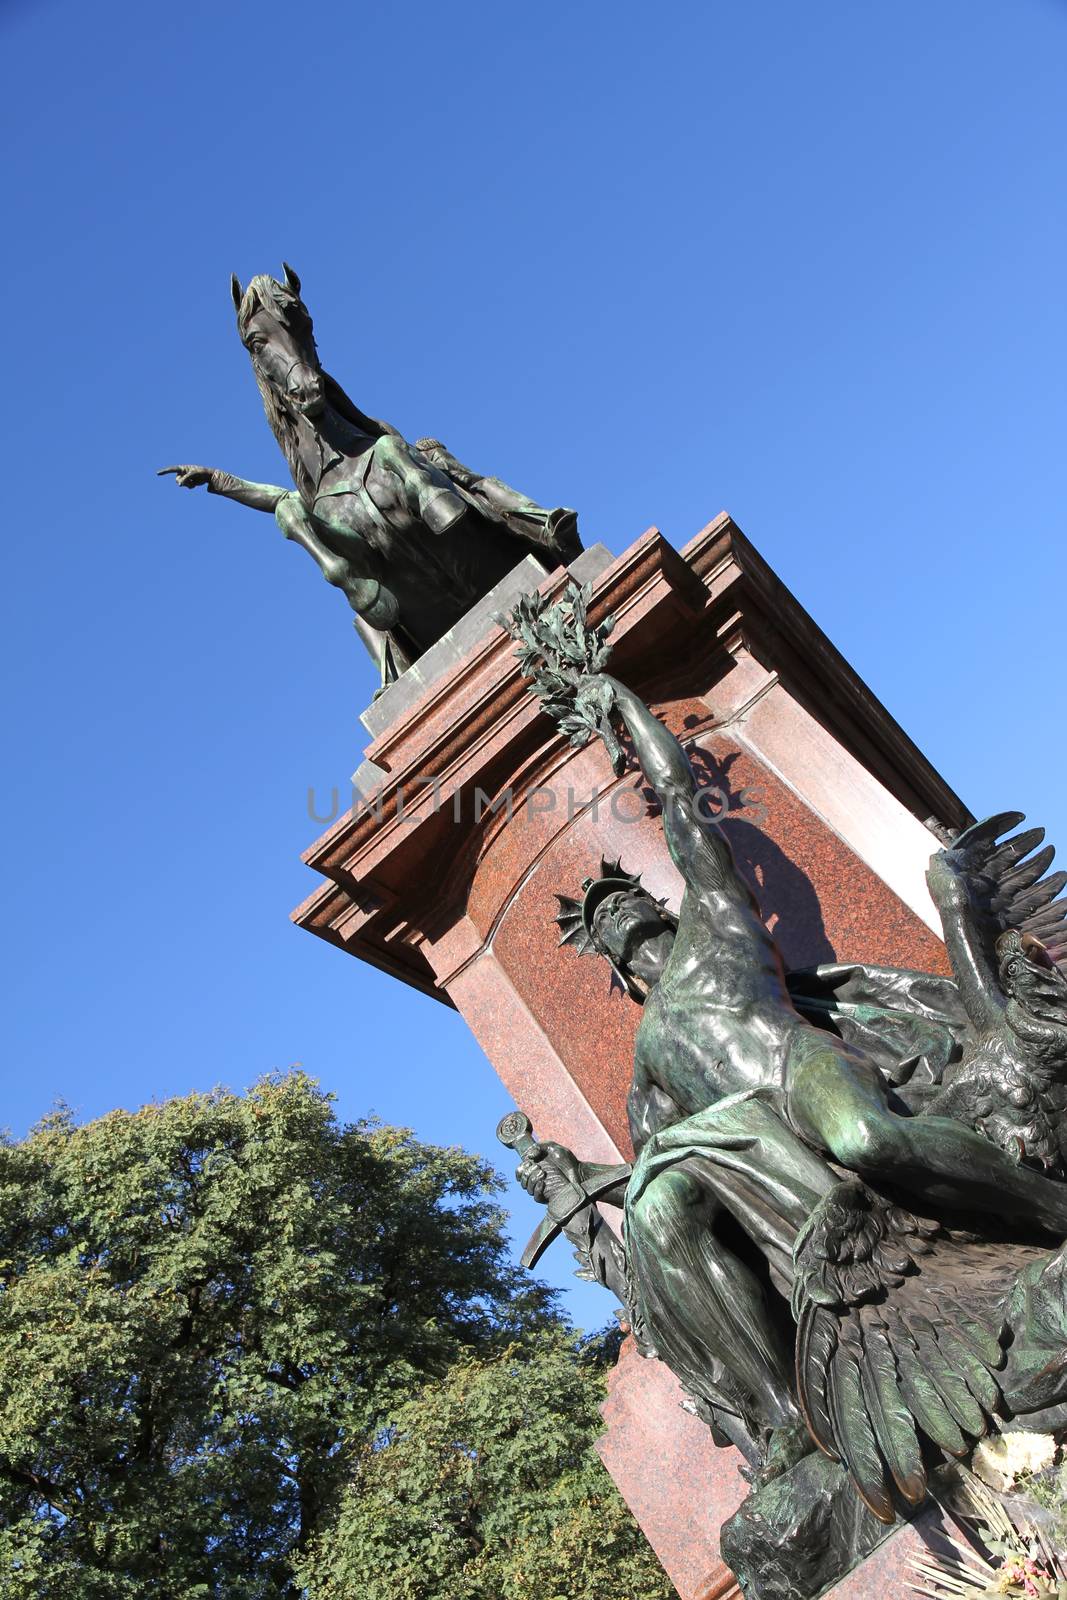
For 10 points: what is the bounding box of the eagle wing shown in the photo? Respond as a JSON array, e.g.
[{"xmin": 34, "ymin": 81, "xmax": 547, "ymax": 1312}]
[
  {"xmin": 936, "ymin": 811, "xmax": 1067, "ymax": 973},
  {"xmin": 792, "ymin": 1180, "xmax": 1005, "ymax": 1522}
]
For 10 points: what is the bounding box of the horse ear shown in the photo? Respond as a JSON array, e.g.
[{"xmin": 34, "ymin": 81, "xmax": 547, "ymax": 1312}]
[
  {"xmin": 230, "ymin": 273, "xmax": 243, "ymax": 313},
  {"xmin": 282, "ymin": 261, "xmax": 301, "ymax": 296}
]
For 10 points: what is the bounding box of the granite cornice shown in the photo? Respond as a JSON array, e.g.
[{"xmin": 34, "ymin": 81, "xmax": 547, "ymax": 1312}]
[
  {"xmin": 681, "ymin": 515, "xmax": 972, "ymax": 835},
  {"xmin": 300, "ymin": 528, "xmax": 713, "ymax": 889},
  {"xmin": 293, "ymin": 513, "xmax": 969, "ymax": 1001},
  {"xmin": 303, "ymin": 688, "xmax": 547, "ymax": 891},
  {"xmin": 290, "ymin": 875, "xmax": 454, "ymax": 1005},
  {"xmin": 362, "ymin": 527, "xmax": 680, "ymax": 771},
  {"xmin": 291, "ymin": 877, "xmax": 346, "ymax": 942}
]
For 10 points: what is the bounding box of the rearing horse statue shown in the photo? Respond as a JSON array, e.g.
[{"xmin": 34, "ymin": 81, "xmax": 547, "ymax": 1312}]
[{"xmin": 161, "ymin": 264, "xmax": 581, "ymax": 686}]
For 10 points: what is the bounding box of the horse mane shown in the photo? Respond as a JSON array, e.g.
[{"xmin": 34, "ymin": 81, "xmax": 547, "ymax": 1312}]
[
  {"xmin": 238, "ymin": 274, "xmax": 399, "ymax": 504},
  {"xmin": 251, "ymin": 364, "xmax": 316, "ymax": 504},
  {"xmin": 237, "ymin": 274, "xmax": 299, "ymax": 340}
]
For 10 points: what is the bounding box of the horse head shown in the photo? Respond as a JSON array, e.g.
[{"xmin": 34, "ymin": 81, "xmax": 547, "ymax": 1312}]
[{"xmin": 231, "ymin": 264, "xmax": 325, "ymax": 418}]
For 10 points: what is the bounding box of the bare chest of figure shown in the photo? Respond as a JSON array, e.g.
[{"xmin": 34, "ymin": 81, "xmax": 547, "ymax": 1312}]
[
  {"xmin": 635, "ymin": 911, "xmax": 801, "ymax": 1114},
  {"xmin": 636, "ymin": 988, "xmax": 791, "ymax": 1114}
]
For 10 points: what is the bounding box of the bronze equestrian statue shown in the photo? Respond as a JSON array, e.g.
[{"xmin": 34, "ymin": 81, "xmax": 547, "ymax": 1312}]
[{"xmin": 161, "ymin": 265, "xmax": 580, "ymax": 687}]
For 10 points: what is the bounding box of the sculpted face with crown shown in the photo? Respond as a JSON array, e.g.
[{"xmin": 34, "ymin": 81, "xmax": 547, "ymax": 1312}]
[{"xmin": 555, "ymin": 858, "xmax": 677, "ymax": 1002}]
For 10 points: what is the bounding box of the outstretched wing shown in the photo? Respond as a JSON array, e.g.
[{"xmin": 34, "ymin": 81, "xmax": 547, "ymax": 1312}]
[
  {"xmin": 943, "ymin": 812, "xmax": 1067, "ymax": 973},
  {"xmin": 792, "ymin": 1181, "xmax": 1004, "ymax": 1522}
]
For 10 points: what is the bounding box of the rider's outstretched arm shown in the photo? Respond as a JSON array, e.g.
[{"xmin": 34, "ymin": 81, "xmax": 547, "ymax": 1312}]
[
  {"xmin": 160, "ymin": 464, "xmax": 290, "ymax": 514},
  {"xmin": 207, "ymin": 471, "xmax": 291, "ymax": 514},
  {"xmin": 602, "ymin": 675, "xmax": 744, "ymax": 898}
]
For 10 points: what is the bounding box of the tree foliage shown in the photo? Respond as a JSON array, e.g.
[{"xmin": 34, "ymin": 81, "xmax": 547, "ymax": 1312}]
[
  {"xmin": 0, "ymin": 1075, "xmax": 673, "ymax": 1599},
  {"xmin": 298, "ymin": 1330, "xmax": 676, "ymax": 1600}
]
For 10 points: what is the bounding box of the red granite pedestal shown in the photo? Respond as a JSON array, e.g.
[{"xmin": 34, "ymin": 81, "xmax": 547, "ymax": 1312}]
[{"xmin": 294, "ymin": 515, "xmax": 972, "ymax": 1600}]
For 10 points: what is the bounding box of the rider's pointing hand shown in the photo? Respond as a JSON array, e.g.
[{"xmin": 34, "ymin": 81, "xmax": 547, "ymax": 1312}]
[{"xmin": 158, "ymin": 465, "xmax": 215, "ymax": 489}]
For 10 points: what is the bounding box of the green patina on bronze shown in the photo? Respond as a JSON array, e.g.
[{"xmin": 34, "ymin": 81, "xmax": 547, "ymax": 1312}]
[
  {"xmin": 161, "ymin": 265, "xmax": 581, "ymax": 687},
  {"xmin": 501, "ymin": 585, "xmax": 1067, "ymax": 1600}
]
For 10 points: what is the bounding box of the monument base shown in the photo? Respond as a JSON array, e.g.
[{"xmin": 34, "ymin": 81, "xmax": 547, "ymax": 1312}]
[
  {"xmin": 719, "ymin": 1454, "xmax": 895, "ymax": 1600},
  {"xmin": 294, "ymin": 514, "xmax": 987, "ymax": 1599},
  {"xmin": 597, "ymin": 1335, "xmax": 961, "ymax": 1600}
]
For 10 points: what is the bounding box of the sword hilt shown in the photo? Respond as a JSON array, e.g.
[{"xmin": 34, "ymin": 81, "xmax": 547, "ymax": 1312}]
[
  {"xmin": 496, "ymin": 1109, "xmax": 539, "ymax": 1161},
  {"xmin": 497, "ymin": 1109, "xmax": 632, "ymax": 1271}
]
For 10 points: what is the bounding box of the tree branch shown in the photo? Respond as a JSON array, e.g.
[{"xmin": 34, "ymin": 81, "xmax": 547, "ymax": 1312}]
[{"xmin": 0, "ymin": 1456, "xmax": 78, "ymax": 1519}]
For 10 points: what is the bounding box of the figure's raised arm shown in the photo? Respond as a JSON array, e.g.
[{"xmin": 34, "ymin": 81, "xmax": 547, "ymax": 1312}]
[
  {"xmin": 158, "ymin": 466, "xmax": 289, "ymax": 514},
  {"xmin": 601, "ymin": 676, "xmax": 694, "ymax": 802},
  {"xmin": 503, "ymin": 583, "xmax": 745, "ymax": 899},
  {"xmin": 601, "ymin": 675, "xmax": 742, "ymax": 898}
]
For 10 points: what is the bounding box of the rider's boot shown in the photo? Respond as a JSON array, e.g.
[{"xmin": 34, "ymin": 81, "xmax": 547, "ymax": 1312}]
[{"xmin": 420, "ymin": 486, "xmax": 467, "ymax": 534}]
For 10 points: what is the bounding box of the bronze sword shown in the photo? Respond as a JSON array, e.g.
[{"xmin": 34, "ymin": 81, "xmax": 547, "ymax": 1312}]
[{"xmin": 496, "ymin": 1110, "xmax": 630, "ymax": 1269}]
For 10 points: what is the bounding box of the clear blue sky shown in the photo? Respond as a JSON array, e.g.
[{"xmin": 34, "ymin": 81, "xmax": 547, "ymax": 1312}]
[{"xmin": 3, "ymin": 1, "xmax": 1065, "ymax": 1326}]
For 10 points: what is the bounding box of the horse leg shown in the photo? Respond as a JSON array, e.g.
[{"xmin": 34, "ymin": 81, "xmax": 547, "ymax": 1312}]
[
  {"xmin": 352, "ymin": 614, "xmax": 413, "ymax": 693},
  {"xmin": 352, "ymin": 614, "xmax": 389, "ymax": 691},
  {"xmin": 275, "ymin": 496, "xmax": 402, "ymax": 686}
]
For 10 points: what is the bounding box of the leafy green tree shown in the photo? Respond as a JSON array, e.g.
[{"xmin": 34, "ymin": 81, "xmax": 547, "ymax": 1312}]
[
  {"xmin": 298, "ymin": 1330, "xmax": 677, "ymax": 1600},
  {"xmin": 0, "ymin": 1075, "xmax": 550, "ymax": 1597},
  {"xmin": 0, "ymin": 1075, "xmax": 672, "ymax": 1599}
]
